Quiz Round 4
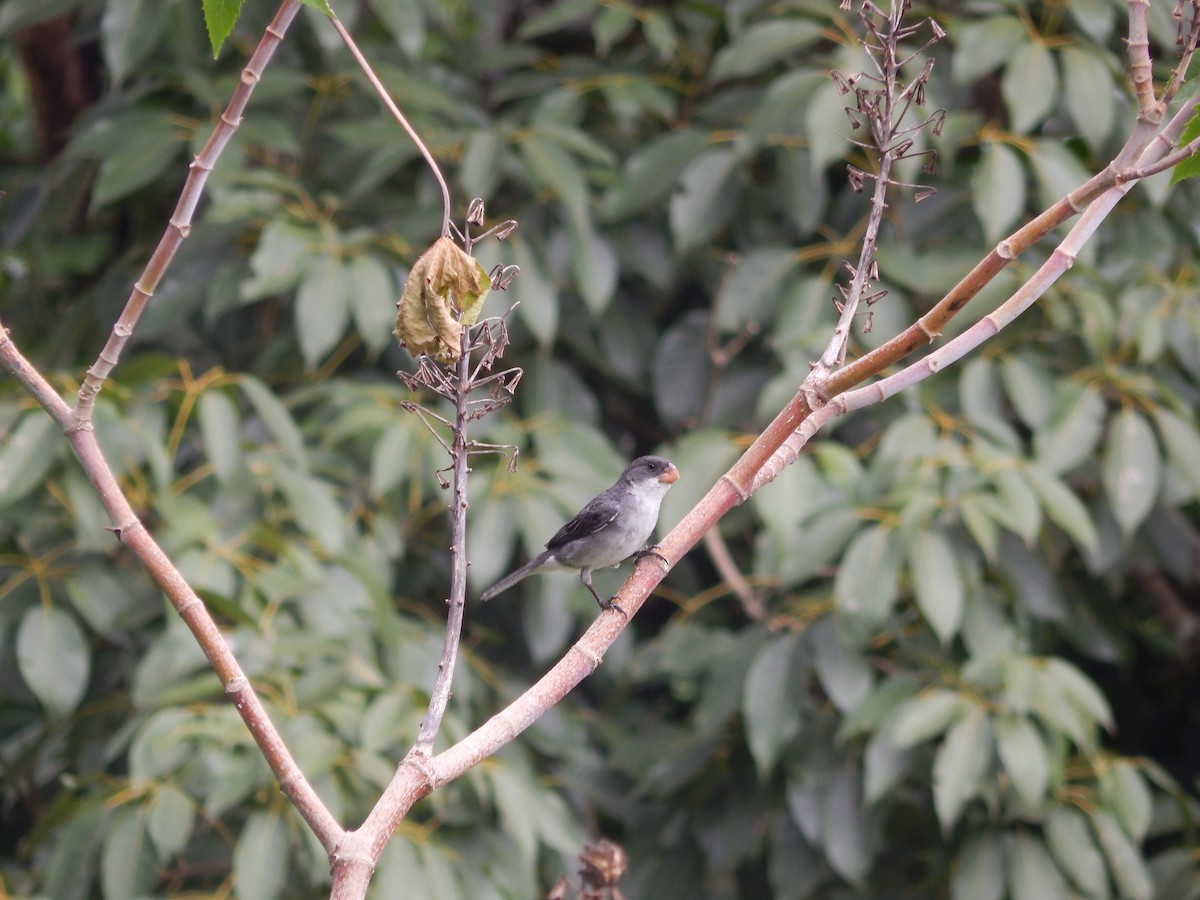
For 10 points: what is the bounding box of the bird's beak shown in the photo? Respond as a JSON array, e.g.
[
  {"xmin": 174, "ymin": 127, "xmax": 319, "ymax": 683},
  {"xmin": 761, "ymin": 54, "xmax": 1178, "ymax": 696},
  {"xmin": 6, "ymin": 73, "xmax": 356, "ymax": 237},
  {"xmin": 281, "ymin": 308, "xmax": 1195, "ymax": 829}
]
[{"xmin": 659, "ymin": 464, "xmax": 679, "ymax": 484}]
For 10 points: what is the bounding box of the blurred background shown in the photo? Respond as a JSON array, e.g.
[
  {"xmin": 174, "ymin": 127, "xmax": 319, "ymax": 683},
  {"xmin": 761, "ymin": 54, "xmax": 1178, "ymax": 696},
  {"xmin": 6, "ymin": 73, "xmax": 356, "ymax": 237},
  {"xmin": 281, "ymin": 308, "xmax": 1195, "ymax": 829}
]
[{"xmin": 2, "ymin": 0, "xmax": 1200, "ymax": 896}]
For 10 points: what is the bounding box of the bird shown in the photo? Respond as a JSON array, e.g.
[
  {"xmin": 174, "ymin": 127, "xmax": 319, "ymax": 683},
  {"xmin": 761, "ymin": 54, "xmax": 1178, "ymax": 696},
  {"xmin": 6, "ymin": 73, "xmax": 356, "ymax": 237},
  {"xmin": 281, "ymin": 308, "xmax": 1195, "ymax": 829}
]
[{"xmin": 480, "ymin": 455, "xmax": 680, "ymax": 611}]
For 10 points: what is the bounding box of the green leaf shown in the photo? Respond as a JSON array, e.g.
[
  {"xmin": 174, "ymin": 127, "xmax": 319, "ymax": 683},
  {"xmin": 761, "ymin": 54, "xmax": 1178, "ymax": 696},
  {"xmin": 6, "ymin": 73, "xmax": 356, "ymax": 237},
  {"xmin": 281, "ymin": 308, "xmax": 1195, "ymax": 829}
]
[
  {"xmin": 1099, "ymin": 762, "xmax": 1152, "ymax": 841},
  {"xmin": 233, "ymin": 811, "xmax": 288, "ymax": 900},
  {"xmin": 129, "ymin": 709, "xmax": 196, "ymax": 783},
  {"xmin": 821, "ymin": 762, "xmax": 871, "ymax": 887},
  {"xmin": 238, "ymin": 375, "xmax": 308, "ymax": 469},
  {"xmin": 1001, "ymin": 42, "xmax": 1059, "ymax": 134},
  {"xmin": 907, "ymin": 528, "xmax": 964, "ymax": 643},
  {"xmin": 203, "ymin": 0, "xmax": 244, "ymax": 56},
  {"xmin": 296, "ymin": 254, "xmax": 351, "ymax": 366},
  {"xmin": 511, "ymin": 238, "xmax": 559, "ymax": 347},
  {"xmin": 16, "ymin": 605, "xmax": 89, "ymax": 718},
  {"xmin": 810, "ymin": 617, "xmax": 874, "ymax": 713},
  {"xmin": 602, "ymin": 129, "xmax": 708, "ymax": 220},
  {"xmin": 570, "ymin": 220, "xmax": 618, "ymax": 313},
  {"xmin": 593, "ymin": 4, "xmax": 635, "ymax": 55},
  {"xmin": 742, "ymin": 633, "xmax": 805, "ymax": 773},
  {"xmin": 834, "ymin": 524, "xmax": 901, "ymax": 640},
  {"xmin": 651, "ymin": 312, "xmax": 713, "ymax": 427},
  {"xmin": 1101, "ymin": 408, "xmax": 1161, "ymax": 535},
  {"xmin": 146, "ymin": 784, "xmax": 195, "ymax": 859},
  {"xmin": 1066, "ymin": 0, "xmax": 1116, "ymax": 41},
  {"xmin": 864, "ymin": 718, "xmax": 916, "ymax": 803},
  {"xmin": 65, "ymin": 569, "xmax": 150, "ymax": 638},
  {"xmin": 993, "ymin": 714, "xmax": 1049, "ymax": 807},
  {"xmin": 197, "ymin": 390, "xmax": 241, "ymax": 482},
  {"xmin": 102, "ymin": 0, "xmax": 162, "ymax": 86},
  {"xmin": 952, "ymin": 16, "xmax": 1028, "ymax": 83},
  {"xmin": 1008, "ymin": 833, "xmax": 1068, "ymax": 900},
  {"xmin": 241, "ymin": 220, "xmax": 315, "ymax": 300},
  {"xmin": 1030, "ymin": 658, "xmax": 1103, "ymax": 748},
  {"xmin": 347, "ymin": 253, "xmax": 396, "ymax": 355},
  {"xmin": 959, "ymin": 357, "xmax": 1019, "ymax": 447},
  {"xmin": 713, "ymin": 246, "xmax": 798, "ymax": 333},
  {"xmin": 804, "ymin": 78, "xmax": 850, "ymax": 173},
  {"xmin": 959, "ymin": 492, "xmax": 1000, "ymax": 560},
  {"xmin": 1152, "ymin": 408, "xmax": 1200, "ymax": 499},
  {"xmin": 634, "ymin": 11, "xmax": 674, "ymax": 58},
  {"xmin": 1033, "ymin": 382, "xmax": 1107, "ymax": 475},
  {"xmin": 1091, "ymin": 809, "xmax": 1153, "ymax": 899},
  {"xmin": 520, "ymin": 133, "xmax": 588, "ymax": 219},
  {"xmin": 88, "ymin": 111, "xmax": 183, "ymax": 211},
  {"xmin": 101, "ymin": 807, "xmax": 158, "ymax": 900},
  {"xmin": 892, "ymin": 689, "xmax": 964, "ymax": 748},
  {"xmin": 369, "ymin": 421, "xmax": 415, "ymax": 499},
  {"xmin": 1062, "ymin": 45, "xmax": 1115, "ymax": 149},
  {"xmin": 516, "ymin": 0, "xmax": 596, "ymax": 40},
  {"xmin": 973, "ymin": 142, "xmax": 1025, "ymax": 243},
  {"xmin": 951, "ymin": 831, "xmax": 1006, "ymax": 900},
  {"xmin": 992, "ymin": 467, "xmax": 1041, "ymax": 544},
  {"xmin": 999, "ymin": 356, "xmax": 1055, "ymax": 430},
  {"xmin": 711, "ymin": 19, "xmax": 825, "ymax": 80},
  {"xmin": 1168, "ymin": 107, "xmax": 1200, "ymax": 185},
  {"xmin": 368, "ymin": 0, "xmax": 425, "ymax": 56},
  {"xmin": 1045, "ymin": 805, "xmax": 1111, "ymax": 898},
  {"xmin": 669, "ymin": 148, "xmax": 739, "ymax": 252},
  {"xmin": 1022, "ymin": 464, "xmax": 1099, "ymax": 553},
  {"xmin": 1028, "ymin": 139, "xmax": 1093, "ymax": 208},
  {"xmin": 44, "ymin": 798, "xmax": 107, "ymax": 900},
  {"xmin": 0, "ymin": 410, "xmax": 61, "ymax": 509},
  {"xmin": 933, "ymin": 706, "xmax": 992, "ymax": 831}
]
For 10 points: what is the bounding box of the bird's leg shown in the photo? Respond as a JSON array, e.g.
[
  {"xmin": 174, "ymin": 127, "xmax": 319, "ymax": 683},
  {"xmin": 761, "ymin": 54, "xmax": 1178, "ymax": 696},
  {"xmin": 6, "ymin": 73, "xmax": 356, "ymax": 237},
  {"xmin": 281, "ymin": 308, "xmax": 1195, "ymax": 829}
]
[{"xmin": 581, "ymin": 569, "xmax": 628, "ymax": 619}]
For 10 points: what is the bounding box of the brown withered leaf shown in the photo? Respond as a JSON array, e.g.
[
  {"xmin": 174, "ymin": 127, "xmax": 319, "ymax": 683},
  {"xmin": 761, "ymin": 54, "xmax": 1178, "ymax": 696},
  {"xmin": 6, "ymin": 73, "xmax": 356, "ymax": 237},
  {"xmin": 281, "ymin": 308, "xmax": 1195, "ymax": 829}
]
[{"xmin": 394, "ymin": 236, "xmax": 491, "ymax": 363}]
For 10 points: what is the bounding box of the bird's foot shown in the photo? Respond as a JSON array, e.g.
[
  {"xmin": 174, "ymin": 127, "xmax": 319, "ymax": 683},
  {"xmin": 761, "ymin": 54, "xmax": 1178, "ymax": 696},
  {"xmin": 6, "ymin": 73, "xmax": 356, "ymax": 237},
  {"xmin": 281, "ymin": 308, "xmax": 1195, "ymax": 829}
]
[
  {"xmin": 633, "ymin": 545, "xmax": 670, "ymax": 568},
  {"xmin": 597, "ymin": 595, "xmax": 629, "ymax": 620}
]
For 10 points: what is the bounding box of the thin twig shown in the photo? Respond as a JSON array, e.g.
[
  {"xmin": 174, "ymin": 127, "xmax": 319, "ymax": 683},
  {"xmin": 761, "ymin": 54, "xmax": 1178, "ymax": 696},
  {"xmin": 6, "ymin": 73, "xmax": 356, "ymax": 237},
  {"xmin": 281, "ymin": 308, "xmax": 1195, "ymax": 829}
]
[
  {"xmin": 702, "ymin": 528, "xmax": 765, "ymax": 619},
  {"xmin": 413, "ymin": 327, "xmax": 473, "ymax": 755},
  {"xmin": 71, "ymin": 1, "xmax": 303, "ymax": 429},
  {"xmin": 328, "ymin": 13, "xmax": 452, "ymax": 238}
]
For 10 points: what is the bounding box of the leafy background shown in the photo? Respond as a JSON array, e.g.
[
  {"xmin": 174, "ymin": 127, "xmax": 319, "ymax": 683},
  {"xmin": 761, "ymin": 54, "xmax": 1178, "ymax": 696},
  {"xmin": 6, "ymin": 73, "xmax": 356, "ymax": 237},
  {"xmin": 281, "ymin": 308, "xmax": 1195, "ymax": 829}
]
[{"xmin": 2, "ymin": 0, "xmax": 1200, "ymax": 897}]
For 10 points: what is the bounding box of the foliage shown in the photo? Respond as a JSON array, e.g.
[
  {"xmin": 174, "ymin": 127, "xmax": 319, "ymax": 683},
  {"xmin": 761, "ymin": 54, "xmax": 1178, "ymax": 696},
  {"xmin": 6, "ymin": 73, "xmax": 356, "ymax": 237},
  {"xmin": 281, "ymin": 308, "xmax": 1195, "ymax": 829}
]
[{"xmin": 1, "ymin": 0, "xmax": 1200, "ymax": 897}]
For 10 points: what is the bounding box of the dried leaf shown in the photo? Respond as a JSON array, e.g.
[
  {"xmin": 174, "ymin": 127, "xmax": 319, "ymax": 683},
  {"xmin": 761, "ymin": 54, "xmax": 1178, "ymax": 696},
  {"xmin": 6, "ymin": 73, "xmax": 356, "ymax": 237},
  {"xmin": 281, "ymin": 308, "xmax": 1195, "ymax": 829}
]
[{"xmin": 393, "ymin": 236, "xmax": 491, "ymax": 362}]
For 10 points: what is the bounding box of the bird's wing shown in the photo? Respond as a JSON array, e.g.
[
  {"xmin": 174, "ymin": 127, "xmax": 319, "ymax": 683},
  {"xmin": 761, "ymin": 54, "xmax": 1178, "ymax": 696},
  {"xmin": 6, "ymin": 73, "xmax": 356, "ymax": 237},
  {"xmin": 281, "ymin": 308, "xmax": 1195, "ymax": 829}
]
[{"xmin": 545, "ymin": 494, "xmax": 621, "ymax": 549}]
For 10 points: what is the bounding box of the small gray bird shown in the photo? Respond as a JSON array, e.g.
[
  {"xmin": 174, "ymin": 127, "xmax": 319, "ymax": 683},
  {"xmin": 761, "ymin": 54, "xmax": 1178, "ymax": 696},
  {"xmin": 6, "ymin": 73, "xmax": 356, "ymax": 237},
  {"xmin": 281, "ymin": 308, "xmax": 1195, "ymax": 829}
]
[{"xmin": 480, "ymin": 455, "xmax": 680, "ymax": 610}]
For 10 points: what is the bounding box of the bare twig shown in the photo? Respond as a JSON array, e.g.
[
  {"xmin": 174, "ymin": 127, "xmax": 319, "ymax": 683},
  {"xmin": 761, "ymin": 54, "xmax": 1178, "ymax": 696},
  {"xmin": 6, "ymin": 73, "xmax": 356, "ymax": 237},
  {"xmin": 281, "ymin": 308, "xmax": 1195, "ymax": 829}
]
[
  {"xmin": 328, "ymin": 13, "xmax": 452, "ymax": 238},
  {"xmin": 702, "ymin": 528, "xmax": 765, "ymax": 620},
  {"xmin": 412, "ymin": 326, "xmax": 473, "ymax": 756},
  {"xmin": 71, "ymin": 2, "xmax": 304, "ymax": 429},
  {"xmin": 819, "ymin": 4, "xmax": 945, "ymax": 377}
]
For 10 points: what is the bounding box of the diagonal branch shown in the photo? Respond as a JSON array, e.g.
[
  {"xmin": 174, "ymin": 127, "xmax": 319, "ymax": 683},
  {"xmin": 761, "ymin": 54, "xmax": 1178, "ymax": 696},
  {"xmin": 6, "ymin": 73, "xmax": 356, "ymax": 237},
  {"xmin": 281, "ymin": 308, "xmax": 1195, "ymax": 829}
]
[
  {"xmin": 1, "ymin": 0, "xmax": 345, "ymax": 854},
  {"xmin": 71, "ymin": 2, "xmax": 305, "ymax": 430}
]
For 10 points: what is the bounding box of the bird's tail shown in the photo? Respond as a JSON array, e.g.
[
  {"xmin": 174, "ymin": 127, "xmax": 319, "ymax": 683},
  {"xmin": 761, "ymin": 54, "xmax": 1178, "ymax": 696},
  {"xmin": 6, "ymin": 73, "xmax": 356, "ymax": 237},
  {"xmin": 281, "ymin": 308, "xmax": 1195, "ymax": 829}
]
[{"xmin": 479, "ymin": 551, "xmax": 551, "ymax": 602}]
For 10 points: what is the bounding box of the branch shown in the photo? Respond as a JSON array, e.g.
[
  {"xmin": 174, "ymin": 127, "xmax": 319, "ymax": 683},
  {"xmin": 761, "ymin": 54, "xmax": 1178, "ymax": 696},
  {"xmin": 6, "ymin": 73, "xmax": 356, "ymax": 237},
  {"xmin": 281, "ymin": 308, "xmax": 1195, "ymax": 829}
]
[
  {"xmin": 412, "ymin": 327, "xmax": 472, "ymax": 755},
  {"xmin": 1, "ymin": 0, "xmax": 346, "ymax": 854},
  {"xmin": 70, "ymin": 1, "xmax": 303, "ymax": 429},
  {"xmin": 328, "ymin": 13, "xmax": 452, "ymax": 239}
]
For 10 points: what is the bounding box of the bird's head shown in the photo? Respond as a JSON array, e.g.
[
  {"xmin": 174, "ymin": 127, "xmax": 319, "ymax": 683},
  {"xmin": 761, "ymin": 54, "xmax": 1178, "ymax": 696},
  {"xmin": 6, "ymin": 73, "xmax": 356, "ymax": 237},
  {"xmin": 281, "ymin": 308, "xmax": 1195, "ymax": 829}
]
[{"xmin": 625, "ymin": 455, "xmax": 679, "ymax": 486}]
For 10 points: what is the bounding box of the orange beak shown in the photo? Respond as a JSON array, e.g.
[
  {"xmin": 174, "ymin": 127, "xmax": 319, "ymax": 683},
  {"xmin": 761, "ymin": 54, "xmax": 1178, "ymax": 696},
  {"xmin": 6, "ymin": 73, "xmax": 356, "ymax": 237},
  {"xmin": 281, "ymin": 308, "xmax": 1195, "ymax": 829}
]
[{"xmin": 659, "ymin": 464, "xmax": 679, "ymax": 484}]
